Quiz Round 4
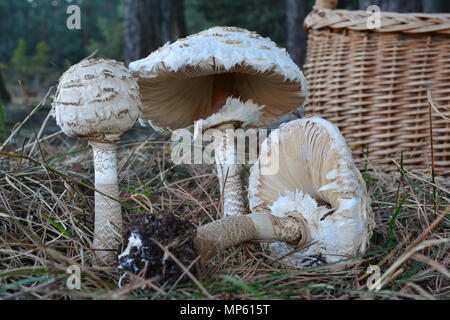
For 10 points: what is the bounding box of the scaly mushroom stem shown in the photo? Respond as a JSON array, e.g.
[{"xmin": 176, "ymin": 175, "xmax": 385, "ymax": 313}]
[
  {"xmin": 213, "ymin": 122, "xmax": 245, "ymax": 217},
  {"xmin": 194, "ymin": 212, "xmax": 308, "ymax": 261},
  {"xmin": 91, "ymin": 141, "xmax": 122, "ymax": 264}
]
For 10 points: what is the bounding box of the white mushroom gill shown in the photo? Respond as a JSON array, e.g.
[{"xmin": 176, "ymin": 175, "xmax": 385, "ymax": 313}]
[
  {"xmin": 194, "ymin": 117, "xmax": 375, "ymax": 266},
  {"xmin": 128, "ymin": 26, "xmax": 308, "ymax": 218},
  {"xmin": 251, "ymin": 117, "xmax": 374, "ymax": 265},
  {"xmin": 129, "ymin": 26, "xmax": 307, "ymax": 131},
  {"xmin": 267, "ymin": 190, "xmax": 362, "ymax": 264}
]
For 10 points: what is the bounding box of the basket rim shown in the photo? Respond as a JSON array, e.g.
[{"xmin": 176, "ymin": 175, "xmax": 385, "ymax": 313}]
[{"xmin": 304, "ymin": 9, "xmax": 450, "ymax": 35}]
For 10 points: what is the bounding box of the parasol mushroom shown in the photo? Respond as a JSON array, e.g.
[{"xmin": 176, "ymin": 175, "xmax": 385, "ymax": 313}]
[
  {"xmin": 128, "ymin": 26, "xmax": 307, "ymax": 216},
  {"xmin": 194, "ymin": 117, "xmax": 375, "ymax": 266},
  {"xmin": 52, "ymin": 58, "xmax": 142, "ymax": 264}
]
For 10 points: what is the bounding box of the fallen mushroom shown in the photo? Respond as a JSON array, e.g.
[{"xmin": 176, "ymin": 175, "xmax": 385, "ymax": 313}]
[
  {"xmin": 194, "ymin": 117, "xmax": 375, "ymax": 266},
  {"xmin": 52, "ymin": 58, "xmax": 142, "ymax": 264},
  {"xmin": 128, "ymin": 26, "xmax": 307, "ymax": 216}
]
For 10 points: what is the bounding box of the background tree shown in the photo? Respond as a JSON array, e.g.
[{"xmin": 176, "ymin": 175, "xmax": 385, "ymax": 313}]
[
  {"xmin": 337, "ymin": 0, "xmax": 358, "ymax": 9},
  {"xmin": 161, "ymin": 0, "xmax": 186, "ymax": 44},
  {"xmin": 185, "ymin": 0, "xmax": 287, "ymax": 47},
  {"xmin": 0, "ymin": 71, "xmax": 10, "ymax": 103},
  {"xmin": 10, "ymin": 39, "xmax": 29, "ymax": 77},
  {"xmin": 31, "ymin": 42, "xmax": 50, "ymax": 68},
  {"xmin": 0, "ymin": 0, "xmax": 124, "ymax": 68},
  {"xmin": 385, "ymin": 0, "xmax": 422, "ymax": 12},
  {"xmin": 86, "ymin": 1, "xmax": 125, "ymax": 61},
  {"xmin": 0, "ymin": 0, "xmax": 447, "ymax": 96},
  {"xmin": 286, "ymin": 0, "xmax": 308, "ymax": 68},
  {"xmin": 358, "ymin": 0, "xmax": 388, "ymax": 11},
  {"xmin": 422, "ymin": 0, "xmax": 450, "ymax": 13},
  {"xmin": 31, "ymin": 41, "xmax": 51, "ymax": 82},
  {"xmin": 124, "ymin": 0, "xmax": 186, "ymax": 64},
  {"xmin": 357, "ymin": 0, "xmax": 449, "ymax": 12},
  {"xmin": 285, "ymin": 0, "xmax": 356, "ymax": 69}
]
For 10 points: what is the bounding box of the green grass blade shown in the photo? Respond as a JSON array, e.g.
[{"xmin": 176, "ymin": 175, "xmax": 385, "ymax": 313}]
[
  {"xmin": 0, "ymin": 102, "xmax": 8, "ymax": 140},
  {"xmin": 42, "ymin": 214, "xmax": 73, "ymax": 239},
  {"xmin": 0, "ymin": 276, "xmax": 55, "ymax": 294},
  {"xmin": 220, "ymin": 275, "xmax": 265, "ymax": 299},
  {"xmin": 388, "ymin": 195, "xmax": 407, "ymax": 247}
]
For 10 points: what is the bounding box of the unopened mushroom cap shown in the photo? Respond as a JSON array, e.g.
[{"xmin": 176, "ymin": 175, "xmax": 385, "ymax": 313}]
[
  {"xmin": 52, "ymin": 58, "xmax": 142, "ymax": 142},
  {"xmin": 129, "ymin": 26, "xmax": 308, "ymax": 130},
  {"xmin": 249, "ymin": 117, "xmax": 375, "ymax": 264}
]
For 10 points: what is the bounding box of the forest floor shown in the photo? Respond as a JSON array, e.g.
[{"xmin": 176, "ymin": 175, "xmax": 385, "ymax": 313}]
[{"xmin": 0, "ymin": 92, "xmax": 449, "ymax": 300}]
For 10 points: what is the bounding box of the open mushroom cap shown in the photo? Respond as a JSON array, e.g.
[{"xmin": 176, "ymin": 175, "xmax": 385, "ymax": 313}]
[
  {"xmin": 129, "ymin": 26, "xmax": 308, "ymax": 130},
  {"xmin": 249, "ymin": 117, "xmax": 375, "ymax": 265},
  {"xmin": 52, "ymin": 58, "xmax": 142, "ymax": 143}
]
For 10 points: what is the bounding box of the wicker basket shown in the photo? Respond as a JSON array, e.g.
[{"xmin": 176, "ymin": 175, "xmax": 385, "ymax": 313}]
[{"xmin": 303, "ymin": 0, "xmax": 450, "ymax": 175}]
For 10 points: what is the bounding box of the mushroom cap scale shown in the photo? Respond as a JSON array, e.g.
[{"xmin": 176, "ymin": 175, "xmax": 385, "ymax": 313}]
[
  {"xmin": 129, "ymin": 26, "xmax": 308, "ymax": 130},
  {"xmin": 249, "ymin": 117, "xmax": 375, "ymax": 264},
  {"xmin": 52, "ymin": 58, "xmax": 142, "ymax": 143}
]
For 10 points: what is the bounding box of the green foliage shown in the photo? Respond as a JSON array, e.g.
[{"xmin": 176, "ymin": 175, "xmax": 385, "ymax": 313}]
[
  {"xmin": 31, "ymin": 41, "xmax": 51, "ymax": 80},
  {"xmin": 0, "ymin": 0, "xmax": 358, "ymax": 81},
  {"xmin": 0, "ymin": 0, "xmax": 123, "ymax": 69},
  {"xmin": 10, "ymin": 38, "xmax": 30, "ymax": 75},
  {"xmin": 185, "ymin": 0, "xmax": 288, "ymax": 47},
  {"xmin": 0, "ymin": 0, "xmax": 126, "ymax": 89},
  {"xmin": 31, "ymin": 41, "xmax": 50, "ymax": 68},
  {"xmin": 0, "ymin": 101, "xmax": 7, "ymax": 140},
  {"xmin": 10, "ymin": 38, "xmax": 52, "ymax": 81},
  {"xmin": 86, "ymin": 0, "xmax": 125, "ymax": 60},
  {"xmin": 1, "ymin": 0, "xmax": 322, "ymax": 74},
  {"xmin": 63, "ymin": 59, "xmax": 72, "ymax": 70}
]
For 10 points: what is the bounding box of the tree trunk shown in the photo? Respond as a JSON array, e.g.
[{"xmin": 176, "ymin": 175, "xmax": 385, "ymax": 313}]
[
  {"xmin": 359, "ymin": 0, "xmax": 424, "ymax": 12},
  {"xmin": 337, "ymin": 0, "xmax": 358, "ymax": 10},
  {"xmin": 124, "ymin": 0, "xmax": 161, "ymax": 65},
  {"xmin": 358, "ymin": 0, "xmax": 388, "ymax": 11},
  {"xmin": 161, "ymin": 0, "xmax": 186, "ymax": 44},
  {"xmin": 422, "ymin": 0, "xmax": 450, "ymax": 13},
  {"xmin": 386, "ymin": 0, "xmax": 422, "ymax": 12},
  {"xmin": 124, "ymin": 0, "xmax": 186, "ymax": 65},
  {"xmin": 286, "ymin": 0, "xmax": 307, "ymax": 68},
  {"xmin": 0, "ymin": 71, "xmax": 10, "ymax": 103}
]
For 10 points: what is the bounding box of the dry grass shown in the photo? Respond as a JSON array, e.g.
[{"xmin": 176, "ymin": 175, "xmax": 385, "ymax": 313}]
[{"xmin": 0, "ymin": 102, "xmax": 448, "ymax": 300}]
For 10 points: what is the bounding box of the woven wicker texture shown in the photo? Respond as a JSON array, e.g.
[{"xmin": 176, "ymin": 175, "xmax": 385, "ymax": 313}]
[{"xmin": 303, "ymin": 6, "xmax": 450, "ymax": 175}]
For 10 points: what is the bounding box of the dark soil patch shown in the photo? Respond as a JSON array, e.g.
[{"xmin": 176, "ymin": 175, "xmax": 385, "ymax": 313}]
[{"xmin": 118, "ymin": 211, "xmax": 199, "ymax": 285}]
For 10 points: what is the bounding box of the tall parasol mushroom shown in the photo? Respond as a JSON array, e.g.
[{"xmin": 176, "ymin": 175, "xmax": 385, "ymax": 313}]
[
  {"xmin": 128, "ymin": 26, "xmax": 307, "ymax": 216},
  {"xmin": 194, "ymin": 117, "xmax": 375, "ymax": 266},
  {"xmin": 52, "ymin": 58, "xmax": 142, "ymax": 264}
]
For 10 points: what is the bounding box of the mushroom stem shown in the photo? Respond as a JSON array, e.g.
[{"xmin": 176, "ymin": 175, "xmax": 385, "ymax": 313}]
[
  {"xmin": 213, "ymin": 122, "xmax": 245, "ymax": 217},
  {"xmin": 194, "ymin": 212, "xmax": 307, "ymax": 261},
  {"xmin": 90, "ymin": 141, "xmax": 122, "ymax": 263}
]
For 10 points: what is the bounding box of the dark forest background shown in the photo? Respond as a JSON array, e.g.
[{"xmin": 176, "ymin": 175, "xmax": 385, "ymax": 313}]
[{"xmin": 0, "ymin": 0, "xmax": 448, "ymax": 105}]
